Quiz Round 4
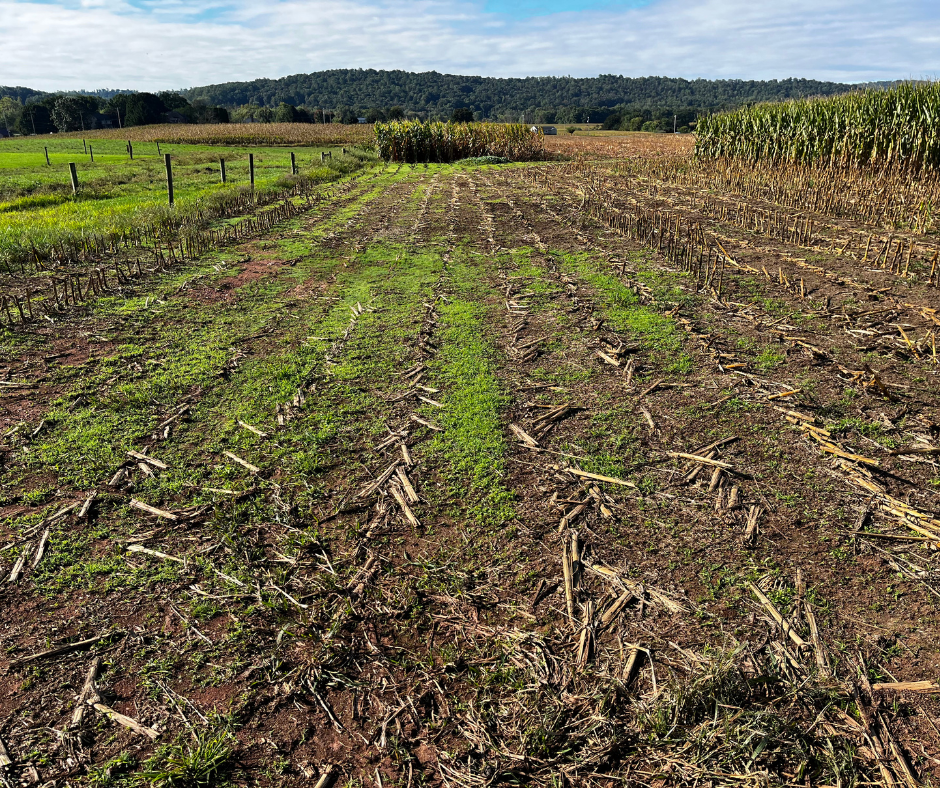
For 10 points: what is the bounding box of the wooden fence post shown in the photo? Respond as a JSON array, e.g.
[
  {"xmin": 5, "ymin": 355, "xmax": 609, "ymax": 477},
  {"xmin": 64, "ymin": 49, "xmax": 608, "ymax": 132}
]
[
  {"xmin": 83, "ymin": 139, "xmax": 87, "ymax": 154},
  {"xmin": 157, "ymin": 142, "xmax": 161, "ymax": 156},
  {"xmin": 220, "ymin": 158, "xmax": 226, "ymax": 183},
  {"xmin": 249, "ymin": 153, "xmax": 255, "ymax": 189},
  {"xmin": 89, "ymin": 146, "xmax": 94, "ymax": 163},
  {"xmin": 68, "ymin": 163, "xmax": 79, "ymax": 195},
  {"xmin": 290, "ymin": 151, "xmax": 297, "ymax": 175},
  {"xmin": 164, "ymin": 154, "xmax": 174, "ymax": 207},
  {"xmin": 44, "ymin": 147, "xmax": 50, "ymax": 166},
  {"xmin": 128, "ymin": 141, "xmax": 133, "ymax": 160}
]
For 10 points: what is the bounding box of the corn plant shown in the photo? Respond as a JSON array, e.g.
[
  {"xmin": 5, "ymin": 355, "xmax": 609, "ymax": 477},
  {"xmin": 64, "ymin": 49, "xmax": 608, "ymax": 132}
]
[
  {"xmin": 696, "ymin": 81, "xmax": 940, "ymax": 171},
  {"xmin": 374, "ymin": 121, "xmax": 544, "ymax": 163}
]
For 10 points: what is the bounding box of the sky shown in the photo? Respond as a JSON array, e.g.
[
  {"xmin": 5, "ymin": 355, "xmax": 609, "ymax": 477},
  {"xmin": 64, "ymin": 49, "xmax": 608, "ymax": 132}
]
[{"xmin": 0, "ymin": 0, "xmax": 938, "ymax": 91}]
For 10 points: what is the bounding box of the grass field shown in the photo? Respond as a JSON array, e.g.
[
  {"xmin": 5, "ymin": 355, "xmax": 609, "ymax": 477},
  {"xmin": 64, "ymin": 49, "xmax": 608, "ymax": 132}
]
[
  {"xmin": 0, "ymin": 135, "xmax": 376, "ymax": 270},
  {"xmin": 0, "ymin": 133, "xmax": 939, "ymax": 787}
]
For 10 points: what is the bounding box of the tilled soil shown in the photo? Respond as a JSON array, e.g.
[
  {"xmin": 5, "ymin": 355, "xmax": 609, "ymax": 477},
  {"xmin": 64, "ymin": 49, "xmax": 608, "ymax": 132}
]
[{"xmin": 0, "ymin": 157, "xmax": 939, "ymax": 788}]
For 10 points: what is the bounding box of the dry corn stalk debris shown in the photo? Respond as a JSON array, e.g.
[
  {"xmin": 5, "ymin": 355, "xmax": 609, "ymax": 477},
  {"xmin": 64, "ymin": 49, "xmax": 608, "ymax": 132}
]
[{"xmin": 3, "ymin": 147, "xmax": 940, "ymax": 788}]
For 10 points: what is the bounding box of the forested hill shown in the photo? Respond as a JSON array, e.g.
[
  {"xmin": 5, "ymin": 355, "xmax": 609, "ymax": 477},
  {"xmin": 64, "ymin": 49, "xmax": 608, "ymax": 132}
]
[
  {"xmin": 0, "ymin": 86, "xmax": 47, "ymax": 103},
  {"xmin": 182, "ymin": 71, "xmax": 859, "ymax": 121}
]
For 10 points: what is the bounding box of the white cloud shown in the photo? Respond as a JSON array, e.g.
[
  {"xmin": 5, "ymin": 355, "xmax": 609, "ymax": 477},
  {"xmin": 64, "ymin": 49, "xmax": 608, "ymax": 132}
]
[{"xmin": 0, "ymin": 0, "xmax": 937, "ymax": 91}]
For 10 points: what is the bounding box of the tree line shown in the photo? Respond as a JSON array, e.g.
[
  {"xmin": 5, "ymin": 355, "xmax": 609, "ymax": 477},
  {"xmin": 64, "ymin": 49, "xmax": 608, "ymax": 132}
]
[
  {"xmin": 0, "ymin": 90, "xmax": 228, "ymax": 135},
  {"xmin": 3, "ymin": 71, "xmax": 896, "ymax": 135},
  {"xmin": 183, "ymin": 70, "xmax": 866, "ymax": 124}
]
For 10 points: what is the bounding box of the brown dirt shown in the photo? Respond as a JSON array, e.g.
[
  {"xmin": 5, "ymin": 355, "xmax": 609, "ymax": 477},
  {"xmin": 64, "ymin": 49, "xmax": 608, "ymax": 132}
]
[{"xmin": 1, "ymin": 155, "xmax": 939, "ymax": 787}]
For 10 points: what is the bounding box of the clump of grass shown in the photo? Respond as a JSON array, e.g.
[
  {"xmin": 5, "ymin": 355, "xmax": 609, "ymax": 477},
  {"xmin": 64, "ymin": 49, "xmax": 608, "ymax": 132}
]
[
  {"xmin": 561, "ymin": 251, "xmax": 692, "ymax": 372},
  {"xmin": 142, "ymin": 729, "xmax": 234, "ymax": 787}
]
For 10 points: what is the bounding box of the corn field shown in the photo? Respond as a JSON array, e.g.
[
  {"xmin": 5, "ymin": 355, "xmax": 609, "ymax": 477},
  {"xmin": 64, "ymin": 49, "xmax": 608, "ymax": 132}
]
[
  {"xmin": 695, "ymin": 82, "xmax": 940, "ymax": 171},
  {"xmin": 374, "ymin": 121, "xmax": 545, "ymax": 163}
]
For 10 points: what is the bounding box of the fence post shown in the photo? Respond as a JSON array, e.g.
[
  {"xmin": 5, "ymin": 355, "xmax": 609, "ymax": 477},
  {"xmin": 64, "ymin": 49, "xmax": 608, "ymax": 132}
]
[
  {"xmin": 89, "ymin": 145, "xmax": 94, "ymax": 163},
  {"xmin": 249, "ymin": 153, "xmax": 255, "ymax": 189},
  {"xmin": 157, "ymin": 142, "xmax": 161, "ymax": 156},
  {"xmin": 128, "ymin": 141, "xmax": 133, "ymax": 160},
  {"xmin": 68, "ymin": 162, "xmax": 79, "ymax": 195},
  {"xmin": 83, "ymin": 139, "xmax": 87, "ymax": 154},
  {"xmin": 220, "ymin": 158, "xmax": 226, "ymax": 183},
  {"xmin": 44, "ymin": 147, "xmax": 50, "ymax": 166},
  {"xmin": 164, "ymin": 154, "xmax": 174, "ymax": 207},
  {"xmin": 290, "ymin": 151, "xmax": 296, "ymax": 175}
]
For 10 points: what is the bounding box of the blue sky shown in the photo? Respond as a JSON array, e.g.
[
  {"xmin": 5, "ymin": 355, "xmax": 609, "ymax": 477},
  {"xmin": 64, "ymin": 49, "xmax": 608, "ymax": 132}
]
[
  {"xmin": 0, "ymin": 0, "xmax": 938, "ymax": 91},
  {"xmin": 484, "ymin": 0, "xmax": 653, "ymax": 18}
]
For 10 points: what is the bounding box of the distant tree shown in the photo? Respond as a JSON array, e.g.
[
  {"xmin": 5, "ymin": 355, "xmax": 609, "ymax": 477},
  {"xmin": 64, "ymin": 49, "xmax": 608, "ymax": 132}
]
[
  {"xmin": 535, "ymin": 108, "xmax": 557, "ymax": 124},
  {"xmin": 50, "ymin": 96, "xmax": 99, "ymax": 132},
  {"xmin": 566, "ymin": 126, "xmax": 576, "ymax": 134},
  {"xmin": 274, "ymin": 102, "xmax": 299, "ymax": 123},
  {"xmin": 601, "ymin": 113, "xmax": 623, "ymax": 130},
  {"xmin": 626, "ymin": 116, "xmax": 645, "ymax": 131},
  {"xmin": 387, "ymin": 106, "xmax": 405, "ymax": 120},
  {"xmin": 256, "ymin": 106, "xmax": 275, "ymax": 123},
  {"xmin": 641, "ymin": 119, "xmax": 669, "ymax": 133},
  {"xmin": 0, "ymin": 96, "xmax": 20, "ymax": 132},
  {"xmin": 451, "ymin": 107, "xmax": 474, "ymax": 123},
  {"xmin": 14, "ymin": 102, "xmax": 53, "ymax": 135},
  {"xmin": 110, "ymin": 92, "xmax": 165, "ymax": 127},
  {"xmin": 364, "ymin": 107, "xmax": 386, "ymax": 123},
  {"xmin": 337, "ymin": 105, "xmax": 358, "ymax": 124},
  {"xmin": 158, "ymin": 91, "xmax": 191, "ymax": 111},
  {"xmin": 202, "ymin": 105, "xmax": 229, "ymax": 123}
]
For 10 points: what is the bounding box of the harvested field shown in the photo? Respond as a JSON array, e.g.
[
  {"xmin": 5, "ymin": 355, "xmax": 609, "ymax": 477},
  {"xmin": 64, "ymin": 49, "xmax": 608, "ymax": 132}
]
[
  {"xmin": 544, "ymin": 131, "xmax": 693, "ymax": 158},
  {"xmin": 65, "ymin": 123, "xmax": 374, "ymax": 147},
  {"xmin": 0, "ymin": 135, "xmax": 938, "ymax": 788}
]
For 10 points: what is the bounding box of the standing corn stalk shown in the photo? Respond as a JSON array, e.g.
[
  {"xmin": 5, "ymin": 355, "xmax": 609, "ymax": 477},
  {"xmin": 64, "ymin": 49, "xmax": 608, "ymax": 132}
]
[
  {"xmin": 374, "ymin": 121, "xmax": 545, "ymax": 163},
  {"xmin": 695, "ymin": 81, "xmax": 940, "ymax": 172}
]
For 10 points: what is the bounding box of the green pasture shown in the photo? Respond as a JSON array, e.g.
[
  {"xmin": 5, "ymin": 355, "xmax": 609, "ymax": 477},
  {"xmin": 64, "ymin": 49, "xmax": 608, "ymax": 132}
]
[{"xmin": 0, "ymin": 137, "xmax": 376, "ymax": 265}]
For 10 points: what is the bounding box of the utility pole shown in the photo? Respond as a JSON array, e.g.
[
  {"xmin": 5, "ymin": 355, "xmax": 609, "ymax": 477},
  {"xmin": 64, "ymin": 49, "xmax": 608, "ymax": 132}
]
[{"xmin": 674, "ymin": 115, "xmax": 677, "ymax": 134}]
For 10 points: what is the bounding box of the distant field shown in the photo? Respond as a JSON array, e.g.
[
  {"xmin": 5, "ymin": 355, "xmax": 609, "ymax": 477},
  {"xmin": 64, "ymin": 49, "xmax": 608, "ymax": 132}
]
[
  {"xmin": 65, "ymin": 121, "xmax": 374, "ymax": 147},
  {"xmin": 544, "ymin": 130, "xmax": 694, "ymax": 157}
]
